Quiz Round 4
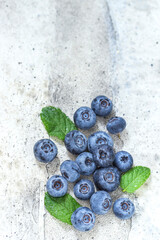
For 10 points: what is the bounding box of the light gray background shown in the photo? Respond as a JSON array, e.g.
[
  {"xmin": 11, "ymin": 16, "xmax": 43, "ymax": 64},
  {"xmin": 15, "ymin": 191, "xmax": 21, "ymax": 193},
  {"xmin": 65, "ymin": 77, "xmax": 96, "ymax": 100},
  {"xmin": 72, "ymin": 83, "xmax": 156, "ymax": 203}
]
[{"xmin": 0, "ymin": 0, "xmax": 160, "ymax": 239}]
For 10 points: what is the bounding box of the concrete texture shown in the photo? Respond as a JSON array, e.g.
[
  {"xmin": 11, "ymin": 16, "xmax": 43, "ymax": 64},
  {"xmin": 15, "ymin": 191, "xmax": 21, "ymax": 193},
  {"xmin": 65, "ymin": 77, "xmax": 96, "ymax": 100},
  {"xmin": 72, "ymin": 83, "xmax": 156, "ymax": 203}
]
[{"xmin": 0, "ymin": 0, "xmax": 160, "ymax": 239}]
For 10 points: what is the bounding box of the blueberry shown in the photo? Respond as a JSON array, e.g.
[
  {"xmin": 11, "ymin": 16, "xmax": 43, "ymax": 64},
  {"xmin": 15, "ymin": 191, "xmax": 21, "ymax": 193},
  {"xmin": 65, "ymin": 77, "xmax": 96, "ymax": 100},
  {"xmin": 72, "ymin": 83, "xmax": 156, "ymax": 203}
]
[
  {"xmin": 107, "ymin": 116, "xmax": 126, "ymax": 134},
  {"xmin": 93, "ymin": 167, "xmax": 120, "ymax": 192},
  {"xmin": 75, "ymin": 152, "xmax": 96, "ymax": 176},
  {"xmin": 60, "ymin": 160, "xmax": 80, "ymax": 182},
  {"xmin": 93, "ymin": 144, "xmax": 115, "ymax": 168},
  {"xmin": 33, "ymin": 139, "xmax": 57, "ymax": 163},
  {"xmin": 74, "ymin": 179, "xmax": 95, "ymax": 200},
  {"xmin": 88, "ymin": 131, "xmax": 113, "ymax": 153},
  {"xmin": 64, "ymin": 130, "xmax": 88, "ymax": 155},
  {"xmin": 91, "ymin": 95, "xmax": 113, "ymax": 116},
  {"xmin": 114, "ymin": 151, "xmax": 133, "ymax": 172},
  {"xmin": 46, "ymin": 175, "xmax": 68, "ymax": 197},
  {"xmin": 90, "ymin": 191, "xmax": 112, "ymax": 215},
  {"xmin": 113, "ymin": 198, "xmax": 135, "ymax": 219},
  {"xmin": 74, "ymin": 106, "xmax": 96, "ymax": 130},
  {"xmin": 71, "ymin": 207, "xmax": 96, "ymax": 231}
]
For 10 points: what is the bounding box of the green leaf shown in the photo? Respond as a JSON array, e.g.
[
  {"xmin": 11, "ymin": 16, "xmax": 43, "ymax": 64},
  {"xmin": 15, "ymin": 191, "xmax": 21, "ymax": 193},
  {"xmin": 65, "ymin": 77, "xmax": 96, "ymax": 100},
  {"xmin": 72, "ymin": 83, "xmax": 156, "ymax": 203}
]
[
  {"xmin": 44, "ymin": 192, "xmax": 81, "ymax": 225},
  {"xmin": 120, "ymin": 166, "xmax": 151, "ymax": 193},
  {"xmin": 40, "ymin": 106, "xmax": 77, "ymax": 140}
]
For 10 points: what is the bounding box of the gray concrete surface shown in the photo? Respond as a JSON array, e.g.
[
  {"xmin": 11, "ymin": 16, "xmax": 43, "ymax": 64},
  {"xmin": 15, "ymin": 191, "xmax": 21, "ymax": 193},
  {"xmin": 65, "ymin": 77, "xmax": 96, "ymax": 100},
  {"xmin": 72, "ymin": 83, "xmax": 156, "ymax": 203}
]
[{"xmin": 0, "ymin": 0, "xmax": 160, "ymax": 239}]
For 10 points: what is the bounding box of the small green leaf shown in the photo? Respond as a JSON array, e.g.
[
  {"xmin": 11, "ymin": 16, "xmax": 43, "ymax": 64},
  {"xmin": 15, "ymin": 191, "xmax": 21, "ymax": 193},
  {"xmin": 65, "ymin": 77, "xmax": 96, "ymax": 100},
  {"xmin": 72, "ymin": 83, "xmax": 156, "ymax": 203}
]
[
  {"xmin": 44, "ymin": 192, "xmax": 81, "ymax": 225},
  {"xmin": 40, "ymin": 106, "xmax": 77, "ymax": 140},
  {"xmin": 120, "ymin": 166, "xmax": 151, "ymax": 193}
]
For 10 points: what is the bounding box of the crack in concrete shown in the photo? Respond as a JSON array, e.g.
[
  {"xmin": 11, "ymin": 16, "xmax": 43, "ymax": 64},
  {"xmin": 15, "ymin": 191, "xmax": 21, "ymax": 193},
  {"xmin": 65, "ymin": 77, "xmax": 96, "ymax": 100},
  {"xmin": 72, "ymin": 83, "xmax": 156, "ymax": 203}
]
[
  {"xmin": 106, "ymin": 2, "xmax": 131, "ymax": 239},
  {"xmin": 45, "ymin": 164, "xmax": 50, "ymax": 179},
  {"xmin": 106, "ymin": 0, "xmax": 118, "ymax": 63},
  {"xmin": 39, "ymin": 182, "xmax": 45, "ymax": 240},
  {"xmin": 105, "ymin": 0, "xmax": 122, "ymax": 105},
  {"xmin": 127, "ymin": 218, "xmax": 132, "ymax": 240}
]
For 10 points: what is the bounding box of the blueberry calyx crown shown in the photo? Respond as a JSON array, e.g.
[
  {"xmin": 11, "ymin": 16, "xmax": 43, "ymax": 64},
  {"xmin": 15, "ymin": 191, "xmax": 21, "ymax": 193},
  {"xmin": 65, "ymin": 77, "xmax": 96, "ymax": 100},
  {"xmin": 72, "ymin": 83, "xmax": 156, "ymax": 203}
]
[
  {"xmin": 121, "ymin": 201, "xmax": 130, "ymax": 211},
  {"xmin": 79, "ymin": 184, "xmax": 90, "ymax": 194},
  {"xmin": 75, "ymin": 136, "xmax": 85, "ymax": 147},
  {"xmin": 96, "ymin": 137, "xmax": 106, "ymax": 145},
  {"xmin": 100, "ymin": 99, "xmax": 110, "ymax": 108},
  {"xmin": 52, "ymin": 180, "xmax": 63, "ymax": 190},
  {"xmin": 41, "ymin": 141, "xmax": 54, "ymax": 153},
  {"xmin": 121, "ymin": 156, "xmax": 128, "ymax": 163},
  {"xmin": 83, "ymin": 214, "xmax": 92, "ymax": 223},
  {"xmin": 102, "ymin": 198, "xmax": 110, "ymax": 209},
  {"xmin": 85, "ymin": 157, "xmax": 93, "ymax": 165},
  {"xmin": 104, "ymin": 172, "xmax": 114, "ymax": 182},
  {"xmin": 99, "ymin": 150, "xmax": 107, "ymax": 160},
  {"xmin": 81, "ymin": 110, "xmax": 90, "ymax": 120}
]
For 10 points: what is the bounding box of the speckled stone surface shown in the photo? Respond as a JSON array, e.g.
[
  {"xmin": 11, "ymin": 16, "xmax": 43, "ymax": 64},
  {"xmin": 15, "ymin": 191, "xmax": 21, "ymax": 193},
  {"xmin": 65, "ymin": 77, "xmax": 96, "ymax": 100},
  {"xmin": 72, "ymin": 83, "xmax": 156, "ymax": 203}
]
[{"xmin": 0, "ymin": 0, "xmax": 160, "ymax": 239}]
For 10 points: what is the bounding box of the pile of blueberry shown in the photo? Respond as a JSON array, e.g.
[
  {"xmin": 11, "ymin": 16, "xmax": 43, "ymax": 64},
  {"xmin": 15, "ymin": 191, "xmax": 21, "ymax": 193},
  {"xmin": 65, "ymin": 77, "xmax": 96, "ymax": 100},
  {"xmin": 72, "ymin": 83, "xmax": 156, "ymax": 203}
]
[{"xmin": 34, "ymin": 95, "xmax": 135, "ymax": 232}]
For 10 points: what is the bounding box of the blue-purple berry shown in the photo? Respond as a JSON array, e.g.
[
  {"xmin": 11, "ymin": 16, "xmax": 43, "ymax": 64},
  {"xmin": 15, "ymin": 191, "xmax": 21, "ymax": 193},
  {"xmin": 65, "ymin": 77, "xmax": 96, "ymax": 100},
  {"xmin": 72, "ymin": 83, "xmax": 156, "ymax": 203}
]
[
  {"xmin": 93, "ymin": 167, "xmax": 121, "ymax": 192},
  {"xmin": 75, "ymin": 152, "xmax": 96, "ymax": 176},
  {"xmin": 60, "ymin": 160, "xmax": 80, "ymax": 182},
  {"xmin": 114, "ymin": 151, "xmax": 133, "ymax": 172},
  {"xmin": 71, "ymin": 207, "xmax": 96, "ymax": 231},
  {"xmin": 91, "ymin": 95, "xmax": 113, "ymax": 116},
  {"xmin": 34, "ymin": 139, "xmax": 57, "ymax": 163},
  {"xmin": 113, "ymin": 198, "xmax": 135, "ymax": 219},
  {"xmin": 93, "ymin": 144, "xmax": 115, "ymax": 168},
  {"xmin": 88, "ymin": 131, "xmax": 113, "ymax": 153},
  {"xmin": 74, "ymin": 179, "xmax": 95, "ymax": 200},
  {"xmin": 107, "ymin": 117, "xmax": 126, "ymax": 134},
  {"xmin": 74, "ymin": 106, "xmax": 96, "ymax": 130},
  {"xmin": 46, "ymin": 175, "xmax": 68, "ymax": 197},
  {"xmin": 90, "ymin": 191, "xmax": 112, "ymax": 215},
  {"xmin": 64, "ymin": 130, "xmax": 88, "ymax": 155}
]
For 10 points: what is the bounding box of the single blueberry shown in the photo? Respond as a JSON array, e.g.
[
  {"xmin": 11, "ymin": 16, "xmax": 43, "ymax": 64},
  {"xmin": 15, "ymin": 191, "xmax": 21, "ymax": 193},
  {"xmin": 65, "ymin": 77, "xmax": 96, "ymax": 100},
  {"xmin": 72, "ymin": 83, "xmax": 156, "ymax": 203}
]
[
  {"xmin": 113, "ymin": 198, "xmax": 135, "ymax": 219},
  {"xmin": 60, "ymin": 160, "xmax": 80, "ymax": 182},
  {"xmin": 93, "ymin": 144, "xmax": 115, "ymax": 168},
  {"xmin": 46, "ymin": 175, "xmax": 68, "ymax": 197},
  {"xmin": 91, "ymin": 95, "xmax": 113, "ymax": 116},
  {"xmin": 107, "ymin": 116, "xmax": 126, "ymax": 134},
  {"xmin": 90, "ymin": 191, "xmax": 112, "ymax": 215},
  {"xmin": 74, "ymin": 179, "xmax": 95, "ymax": 200},
  {"xmin": 64, "ymin": 130, "xmax": 88, "ymax": 155},
  {"xmin": 74, "ymin": 106, "xmax": 96, "ymax": 130},
  {"xmin": 88, "ymin": 131, "xmax": 113, "ymax": 153},
  {"xmin": 93, "ymin": 167, "xmax": 120, "ymax": 192},
  {"xmin": 75, "ymin": 152, "xmax": 96, "ymax": 176},
  {"xmin": 71, "ymin": 207, "xmax": 96, "ymax": 231},
  {"xmin": 33, "ymin": 139, "xmax": 57, "ymax": 163},
  {"xmin": 114, "ymin": 151, "xmax": 133, "ymax": 172}
]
